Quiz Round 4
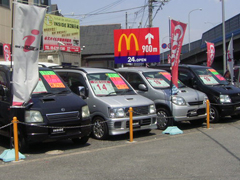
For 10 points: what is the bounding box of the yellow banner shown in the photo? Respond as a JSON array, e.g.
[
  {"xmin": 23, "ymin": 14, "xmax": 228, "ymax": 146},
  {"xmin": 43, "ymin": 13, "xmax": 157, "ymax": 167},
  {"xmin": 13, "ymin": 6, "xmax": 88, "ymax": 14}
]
[{"xmin": 43, "ymin": 14, "xmax": 80, "ymax": 52}]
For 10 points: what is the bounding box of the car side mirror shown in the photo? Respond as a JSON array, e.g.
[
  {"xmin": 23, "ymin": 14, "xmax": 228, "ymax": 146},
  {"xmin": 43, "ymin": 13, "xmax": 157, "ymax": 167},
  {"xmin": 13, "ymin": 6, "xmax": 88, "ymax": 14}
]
[
  {"xmin": 78, "ymin": 86, "xmax": 87, "ymax": 99},
  {"xmin": 0, "ymin": 85, "xmax": 4, "ymax": 96},
  {"xmin": 0, "ymin": 85, "xmax": 9, "ymax": 101},
  {"xmin": 192, "ymin": 78, "xmax": 197, "ymax": 89},
  {"xmin": 138, "ymin": 84, "xmax": 148, "ymax": 91}
]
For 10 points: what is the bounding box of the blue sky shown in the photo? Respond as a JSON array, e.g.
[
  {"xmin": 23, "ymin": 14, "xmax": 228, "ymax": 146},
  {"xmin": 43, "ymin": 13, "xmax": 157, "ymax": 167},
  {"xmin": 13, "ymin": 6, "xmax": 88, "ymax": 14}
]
[{"xmin": 51, "ymin": 0, "xmax": 240, "ymax": 50}]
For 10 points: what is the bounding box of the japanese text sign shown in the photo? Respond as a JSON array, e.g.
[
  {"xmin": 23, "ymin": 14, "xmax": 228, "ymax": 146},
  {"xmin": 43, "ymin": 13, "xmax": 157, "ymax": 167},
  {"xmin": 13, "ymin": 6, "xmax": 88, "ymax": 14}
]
[
  {"xmin": 43, "ymin": 14, "xmax": 80, "ymax": 52},
  {"xmin": 40, "ymin": 71, "xmax": 65, "ymax": 88}
]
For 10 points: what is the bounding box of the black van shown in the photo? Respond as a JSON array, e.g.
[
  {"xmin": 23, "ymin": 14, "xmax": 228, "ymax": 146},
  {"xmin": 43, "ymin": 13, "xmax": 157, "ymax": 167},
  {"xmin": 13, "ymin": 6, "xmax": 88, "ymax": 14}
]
[
  {"xmin": 0, "ymin": 64, "xmax": 91, "ymax": 152},
  {"xmin": 152, "ymin": 64, "xmax": 240, "ymax": 123}
]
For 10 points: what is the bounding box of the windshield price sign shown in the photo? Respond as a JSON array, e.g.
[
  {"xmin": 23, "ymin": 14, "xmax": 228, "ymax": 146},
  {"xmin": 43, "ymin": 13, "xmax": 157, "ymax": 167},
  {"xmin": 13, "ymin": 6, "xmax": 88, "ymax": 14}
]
[{"xmin": 114, "ymin": 27, "xmax": 160, "ymax": 64}]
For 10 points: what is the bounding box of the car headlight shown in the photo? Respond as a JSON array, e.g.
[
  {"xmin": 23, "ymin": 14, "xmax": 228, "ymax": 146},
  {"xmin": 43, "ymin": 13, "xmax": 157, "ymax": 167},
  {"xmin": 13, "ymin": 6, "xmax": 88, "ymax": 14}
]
[
  {"xmin": 149, "ymin": 104, "xmax": 156, "ymax": 114},
  {"xmin": 172, "ymin": 96, "xmax": 186, "ymax": 106},
  {"xmin": 109, "ymin": 108, "xmax": 125, "ymax": 118},
  {"xmin": 25, "ymin": 110, "xmax": 43, "ymax": 123},
  {"xmin": 220, "ymin": 95, "xmax": 231, "ymax": 103},
  {"xmin": 82, "ymin": 105, "xmax": 90, "ymax": 118}
]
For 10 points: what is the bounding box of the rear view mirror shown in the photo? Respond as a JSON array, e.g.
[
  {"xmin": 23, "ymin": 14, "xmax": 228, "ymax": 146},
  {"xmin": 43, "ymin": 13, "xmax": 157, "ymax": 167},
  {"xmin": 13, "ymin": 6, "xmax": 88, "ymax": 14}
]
[
  {"xmin": 191, "ymin": 78, "xmax": 197, "ymax": 89},
  {"xmin": 0, "ymin": 85, "xmax": 4, "ymax": 96},
  {"xmin": 138, "ymin": 84, "xmax": 148, "ymax": 91},
  {"xmin": 78, "ymin": 86, "xmax": 86, "ymax": 99}
]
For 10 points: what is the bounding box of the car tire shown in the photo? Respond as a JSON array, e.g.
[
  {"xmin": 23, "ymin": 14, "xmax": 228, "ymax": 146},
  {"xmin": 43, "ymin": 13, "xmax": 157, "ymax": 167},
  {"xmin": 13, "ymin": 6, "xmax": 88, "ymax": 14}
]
[
  {"xmin": 72, "ymin": 135, "xmax": 89, "ymax": 145},
  {"xmin": 92, "ymin": 116, "xmax": 109, "ymax": 140},
  {"xmin": 156, "ymin": 108, "xmax": 173, "ymax": 130},
  {"xmin": 189, "ymin": 118, "xmax": 204, "ymax": 126},
  {"xmin": 210, "ymin": 106, "xmax": 219, "ymax": 123},
  {"xmin": 11, "ymin": 130, "xmax": 29, "ymax": 153}
]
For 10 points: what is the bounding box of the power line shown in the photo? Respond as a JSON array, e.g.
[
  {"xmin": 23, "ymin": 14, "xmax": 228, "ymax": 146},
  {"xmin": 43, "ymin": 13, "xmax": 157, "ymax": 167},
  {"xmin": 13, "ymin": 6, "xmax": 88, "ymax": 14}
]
[{"xmin": 64, "ymin": 5, "xmax": 148, "ymax": 17}]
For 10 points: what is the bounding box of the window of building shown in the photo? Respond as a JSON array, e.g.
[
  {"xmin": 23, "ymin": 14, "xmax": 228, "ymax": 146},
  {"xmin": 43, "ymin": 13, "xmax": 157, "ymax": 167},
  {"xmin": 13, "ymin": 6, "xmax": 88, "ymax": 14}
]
[
  {"xmin": 34, "ymin": 0, "xmax": 49, "ymax": 6},
  {"xmin": 0, "ymin": 0, "xmax": 10, "ymax": 8},
  {"xmin": 18, "ymin": 0, "xmax": 28, "ymax": 4}
]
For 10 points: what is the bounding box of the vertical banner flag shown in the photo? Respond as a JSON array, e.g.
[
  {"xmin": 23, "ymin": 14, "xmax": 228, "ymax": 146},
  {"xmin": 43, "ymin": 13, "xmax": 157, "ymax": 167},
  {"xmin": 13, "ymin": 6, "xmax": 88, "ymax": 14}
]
[
  {"xmin": 3, "ymin": 44, "xmax": 11, "ymax": 61},
  {"xmin": 114, "ymin": 27, "xmax": 160, "ymax": 64},
  {"xmin": 12, "ymin": 2, "xmax": 46, "ymax": 106},
  {"xmin": 170, "ymin": 19, "xmax": 187, "ymax": 88},
  {"xmin": 206, "ymin": 42, "xmax": 215, "ymax": 67},
  {"xmin": 227, "ymin": 35, "xmax": 234, "ymax": 84}
]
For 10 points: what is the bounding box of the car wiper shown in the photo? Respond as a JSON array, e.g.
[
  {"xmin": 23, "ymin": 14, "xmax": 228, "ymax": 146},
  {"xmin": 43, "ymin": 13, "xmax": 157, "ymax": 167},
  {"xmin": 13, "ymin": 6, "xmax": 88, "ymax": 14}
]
[
  {"xmin": 57, "ymin": 90, "xmax": 71, "ymax": 94},
  {"xmin": 120, "ymin": 89, "xmax": 134, "ymax": 95},
  {"xmin": 214, "ymin": 84, "xmax": 225, "ymax": 86},
  {"xmin": 105, "ymin": 92, "xmax": 117, "ymax": 96},
  {"xmin": 41, "ymin": 92, "xmax": 55, "ymax": 97}
]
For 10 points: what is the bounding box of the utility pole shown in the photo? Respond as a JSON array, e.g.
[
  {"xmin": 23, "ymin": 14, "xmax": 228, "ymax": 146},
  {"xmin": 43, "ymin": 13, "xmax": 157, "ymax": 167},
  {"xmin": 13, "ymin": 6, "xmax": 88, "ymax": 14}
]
[
  {"xmin": 148, "ymin": 0, "xmax": 154, "ymax": 27},
  {"xmin": 125, "ymin": 12, "xmax": 128, "ymax": 29},
  {"xmin": 148, "ymin": 0, "xmax": 169, "ymax": 27}
]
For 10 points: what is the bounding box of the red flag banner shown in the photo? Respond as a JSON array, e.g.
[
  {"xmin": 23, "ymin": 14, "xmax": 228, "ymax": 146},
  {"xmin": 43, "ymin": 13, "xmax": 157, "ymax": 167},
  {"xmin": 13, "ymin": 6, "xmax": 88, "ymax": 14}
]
[
  {"xmin": 170, "ymin": 19, "xmax": 187, "ymax": 87},
  {"xmin": 3, "ymin": 44, "xmax": 11, "ymax": 61},
  {"xmin": 206, "ymin": 42, "xmax": 215, "ymax": 67}
]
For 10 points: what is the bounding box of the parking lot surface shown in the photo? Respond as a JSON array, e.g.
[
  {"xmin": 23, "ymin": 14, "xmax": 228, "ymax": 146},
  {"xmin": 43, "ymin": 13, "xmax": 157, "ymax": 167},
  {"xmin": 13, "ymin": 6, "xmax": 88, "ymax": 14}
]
[{"xmin": 0, "ymin": 117, "xmax": 240, "ymax": 180}]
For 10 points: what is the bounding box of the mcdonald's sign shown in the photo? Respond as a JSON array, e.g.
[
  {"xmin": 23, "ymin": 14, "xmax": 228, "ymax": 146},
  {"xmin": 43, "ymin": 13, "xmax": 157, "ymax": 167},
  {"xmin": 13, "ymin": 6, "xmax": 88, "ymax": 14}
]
[{"xmin": 114, "ymin": 27, "xmax": 160, "ymax": 64}]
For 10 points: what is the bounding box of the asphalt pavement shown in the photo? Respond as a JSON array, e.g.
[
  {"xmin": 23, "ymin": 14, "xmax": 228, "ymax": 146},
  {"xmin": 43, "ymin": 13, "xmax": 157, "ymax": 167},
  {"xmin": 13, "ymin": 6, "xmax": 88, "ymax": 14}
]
[{"xmin": 0, "ymin": 117, "xmax": 240, "ymax": 180}]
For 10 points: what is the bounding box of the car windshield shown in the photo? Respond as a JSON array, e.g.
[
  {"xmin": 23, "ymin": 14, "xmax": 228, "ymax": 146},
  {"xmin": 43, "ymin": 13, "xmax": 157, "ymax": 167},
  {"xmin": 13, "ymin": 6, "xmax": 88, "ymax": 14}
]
[
  {"xmin": 32, "ymin": 70, "xmax": 71, "ymax": 96},
  {"xmin": 142, "ymin": 71, "xmax": 185, "ymax": 89},
  {"xmin": 87, "ymin": 72, "xmax": 135, "ymax": 96},
  {"xmin": 194, "ymin": 67, "xmax": 229, "ymax": 85}
]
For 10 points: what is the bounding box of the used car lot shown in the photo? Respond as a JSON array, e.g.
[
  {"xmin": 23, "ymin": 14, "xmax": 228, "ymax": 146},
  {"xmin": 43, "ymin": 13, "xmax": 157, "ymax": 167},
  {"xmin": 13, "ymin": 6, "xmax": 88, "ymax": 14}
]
[{"xmin": 0, "ymin": 117, "xmax": 240, "ymax": 180}]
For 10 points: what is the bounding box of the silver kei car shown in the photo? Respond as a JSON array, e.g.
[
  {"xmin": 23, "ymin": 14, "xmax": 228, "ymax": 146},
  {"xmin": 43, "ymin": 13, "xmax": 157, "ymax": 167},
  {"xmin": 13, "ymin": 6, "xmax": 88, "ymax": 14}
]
[
  {"xmin": 52, "ymin": 66, "xmax": 157, "ymax": 140},
  {"xmin": 116, "ymin": 67, "xmax": 208, "ymax": 130}
]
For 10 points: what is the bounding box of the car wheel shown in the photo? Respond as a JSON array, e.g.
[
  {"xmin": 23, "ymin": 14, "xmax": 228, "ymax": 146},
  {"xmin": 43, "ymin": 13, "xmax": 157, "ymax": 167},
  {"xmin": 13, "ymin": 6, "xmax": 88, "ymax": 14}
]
[
  {"xmin": 11, "ymin": 130, "xmax": 29, "ymax": 153},
  {"xmin": 72, "ymin": 135, "xmax": 89, "ymax": 145},
  {"xmin": 210, "ymin": 106, "xmax": 219, "ymax": 123},
  {"xmin": 156, "ymin": 108, "xmax": 172, "ymax": 130},
  {"xmin": 189, "ymin": 118, "xmax": 204, "ymax": 126},
  {"xmin": 92, "ymin": 117, "xmax": 109, "ymax": 140}
]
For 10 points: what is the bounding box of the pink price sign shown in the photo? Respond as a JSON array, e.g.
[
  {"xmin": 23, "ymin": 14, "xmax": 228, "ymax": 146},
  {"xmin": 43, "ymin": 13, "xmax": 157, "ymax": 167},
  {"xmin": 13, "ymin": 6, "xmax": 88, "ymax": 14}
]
[
  {"xmin": 107, "ymin": 73, "xmax": 129, "ymax": 89},
  {"xmin": 40, "ymin": 71, "xmax": 65, "ymax": 88}
]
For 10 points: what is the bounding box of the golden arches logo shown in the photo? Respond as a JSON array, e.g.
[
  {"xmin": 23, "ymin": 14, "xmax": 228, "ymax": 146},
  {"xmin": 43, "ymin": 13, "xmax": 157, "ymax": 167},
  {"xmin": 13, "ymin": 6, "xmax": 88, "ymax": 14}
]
[{"xmin": 118, "ymin": 33, "xmax": 139, "ymax": 52}]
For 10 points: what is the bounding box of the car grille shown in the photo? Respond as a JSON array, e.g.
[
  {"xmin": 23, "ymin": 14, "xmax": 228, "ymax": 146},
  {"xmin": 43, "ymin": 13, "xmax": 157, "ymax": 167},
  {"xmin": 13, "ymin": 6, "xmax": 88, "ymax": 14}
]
[
  {"xmin": 126, "ymin": 118, "xmax": 152, "ymax": 128},
  {"xmin": 46, "ymin": 111, "xmax": 80, "ymax": 122},
  {"xmin": 230, "ymin": 93, "xmax": 240, "ymax": 103},
  {"xmin": 197, "ymin": 108, "xmax": 206, "ymax": 115},
  {"xmin": 125, "ymin": 106, "xmax": 149, "ymax": 116},
  {"xmin": 188, "ymin": 101, "xmax": 203, "ymax": 106}
]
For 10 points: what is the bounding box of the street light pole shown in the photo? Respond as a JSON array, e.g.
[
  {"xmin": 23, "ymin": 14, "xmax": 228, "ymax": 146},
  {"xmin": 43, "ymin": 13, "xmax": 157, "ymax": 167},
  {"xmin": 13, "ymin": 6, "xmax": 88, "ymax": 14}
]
[
  {"xmin": 188, "ymin": 8, "xmax": 202, "ymax": 52},
  {"xmin": 222, "ymin": 0, "xmax": 226, "ymax": 74}
]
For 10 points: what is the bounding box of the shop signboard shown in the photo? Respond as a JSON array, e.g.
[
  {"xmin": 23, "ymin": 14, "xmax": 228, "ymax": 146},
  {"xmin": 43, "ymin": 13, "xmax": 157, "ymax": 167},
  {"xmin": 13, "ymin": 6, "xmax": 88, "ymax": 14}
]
[{"xmin": 43, "ymin": 14, "xmax": 80, "ymax": 52}]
